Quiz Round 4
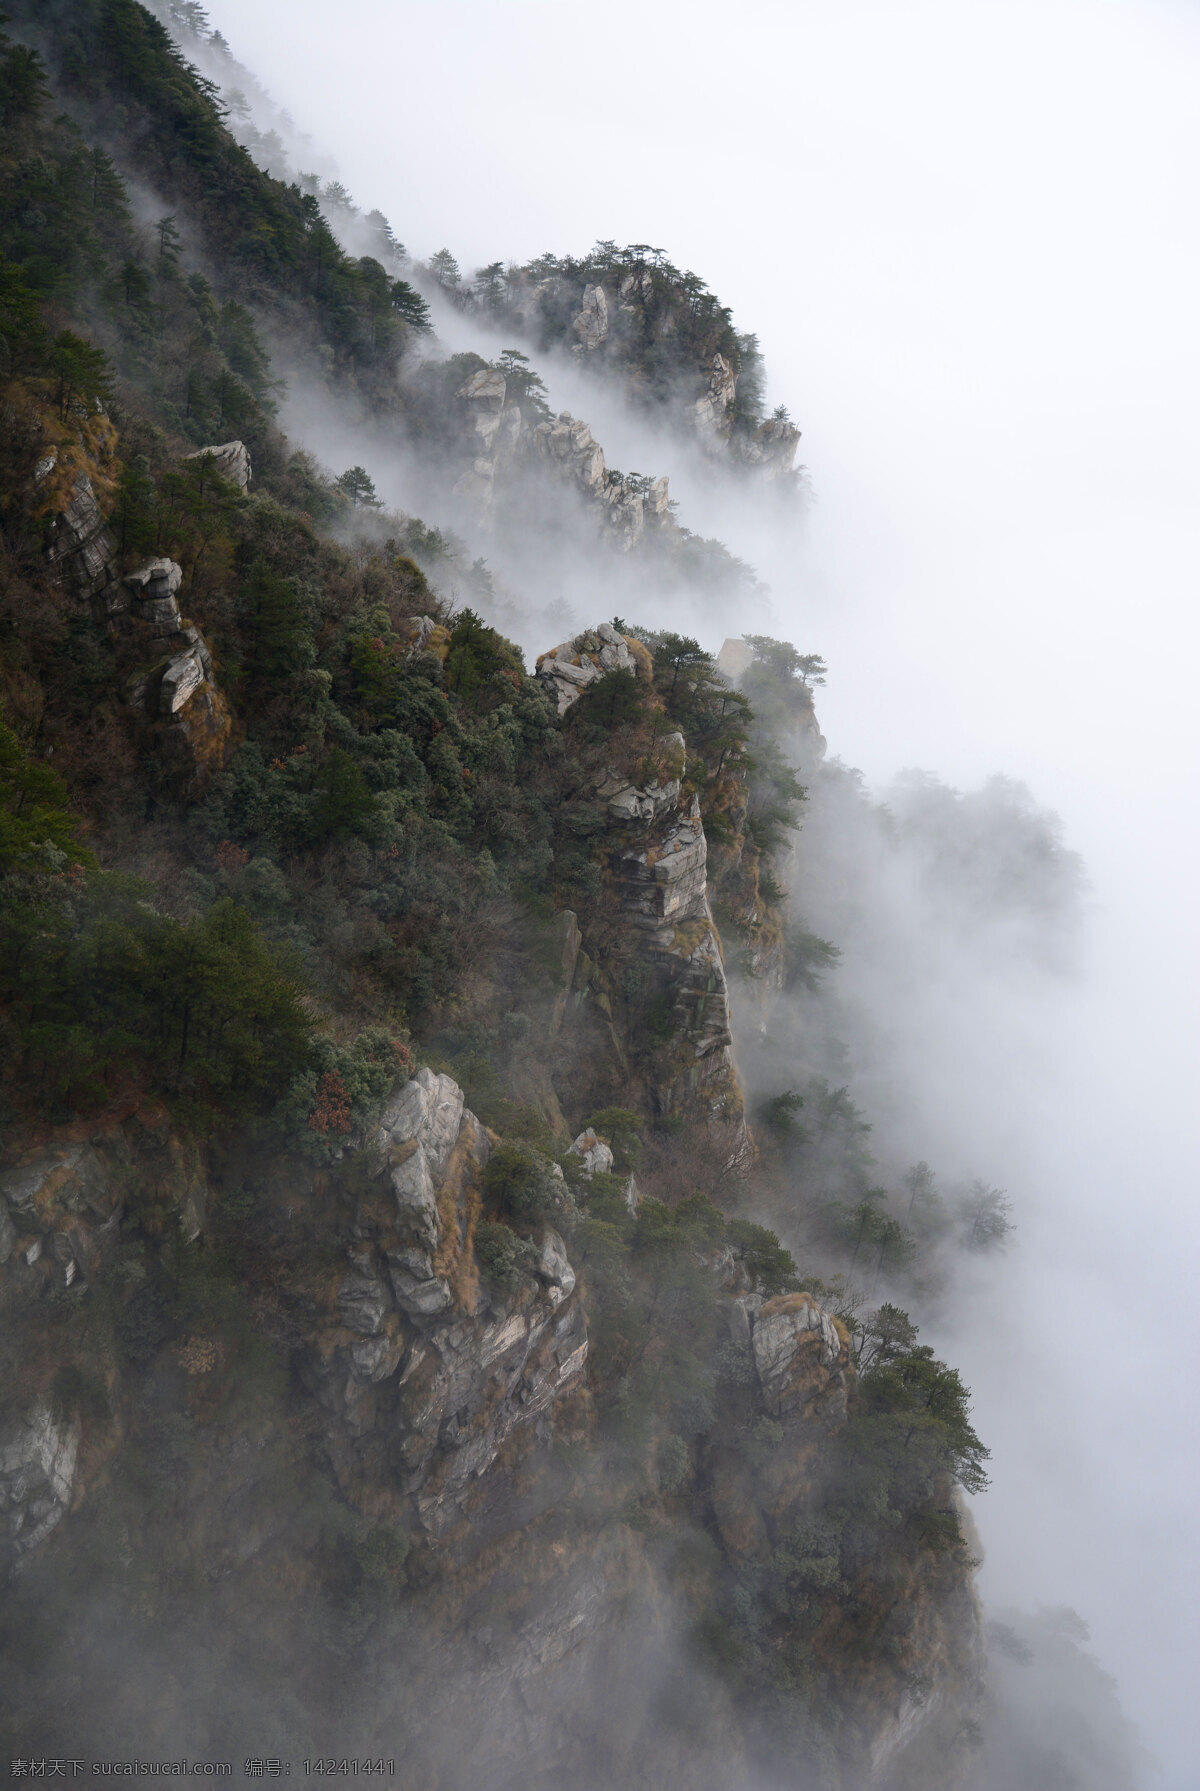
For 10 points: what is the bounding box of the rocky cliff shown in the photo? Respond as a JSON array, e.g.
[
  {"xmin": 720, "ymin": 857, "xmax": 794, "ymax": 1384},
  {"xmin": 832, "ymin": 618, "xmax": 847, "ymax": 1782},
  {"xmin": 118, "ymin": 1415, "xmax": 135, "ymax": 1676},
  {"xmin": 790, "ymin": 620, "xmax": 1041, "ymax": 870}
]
[
  {"xmin": 0, "ymin": 1052, "xmax": 980, "ymax": 1789},
  {"xmin": 536, "ymin": 627, "xmax": 747, "ymax": 1167},
  {"xmin": 441, "ymin": 250, "xmax": 804, "ymax": 483},
  {"xmin": 0, "ymin": 613, "xmax": 981, "ymax": 1785},
  {"xmin": 444, "ymin": 358, "xmax": 676, "ymax": 552}
]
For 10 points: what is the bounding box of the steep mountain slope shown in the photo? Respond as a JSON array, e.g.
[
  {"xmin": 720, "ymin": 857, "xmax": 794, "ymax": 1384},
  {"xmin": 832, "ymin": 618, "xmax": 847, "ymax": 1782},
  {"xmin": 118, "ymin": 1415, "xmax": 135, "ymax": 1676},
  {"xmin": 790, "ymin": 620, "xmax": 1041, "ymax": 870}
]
[{"xmin": 0, "ymin": 9, "xmax": 1014, "ymax": 1787}]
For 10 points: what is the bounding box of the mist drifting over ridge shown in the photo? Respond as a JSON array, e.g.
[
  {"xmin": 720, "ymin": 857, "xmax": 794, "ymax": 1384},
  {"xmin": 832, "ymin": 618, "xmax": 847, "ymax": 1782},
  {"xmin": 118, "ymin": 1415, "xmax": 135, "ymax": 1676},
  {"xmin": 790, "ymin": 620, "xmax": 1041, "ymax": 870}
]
[
  {"xmin": 1, "ymin": 0, "xmax": 1196, "ymax": 1781},
  {"xmin": 192, "ymin": 1, "xmax": 1200, "ymax": 1780}
]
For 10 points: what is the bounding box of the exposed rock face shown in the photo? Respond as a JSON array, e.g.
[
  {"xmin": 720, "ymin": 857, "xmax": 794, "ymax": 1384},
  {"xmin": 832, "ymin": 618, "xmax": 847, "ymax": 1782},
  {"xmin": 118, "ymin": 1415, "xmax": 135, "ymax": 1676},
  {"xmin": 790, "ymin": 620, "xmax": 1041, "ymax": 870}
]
[
  {"xmin": 540, "ymin": 634, "xmax": 747, "ymax": 1159},
  {"xmin": 370, "ymin": 1514, "xmax": 749, "ymax": 1791},
  {"xmin": 734, "ymin": 411, "xmax": 802, "ymax": 480},
  {"xmin": 0, "ymin": 1403, "xmax": 80, "ymax": 1565},
  {"xmin": 396, "ymin": 1289, "xmax": 588, "ymax": 1536},
  {"xmin": 709, "ymin": 1288, "xmax": 853, "ymax": 1558},
  {"xmin": 0, "ymin": 1142, "xmax": 111, "ymax": 1224},
  {"xmin": 692, "ymin": 363, "xmax": 801, "ymax": 478},
  {"xmin": 568, "ymin": 1128, "xmax": 613, "ymax": 1176},
  {"xmin": 536, "ymin": 409, "xmax": 605, "ymax": 491},
  {"xmin": 452, "ymin": 367, "xmax": 520, "ymax": 519},
  {"xmin": 533, "ymin": 410, "xmax": 663, "ymax": 550},
  {"xmin": 572, "ymin": 281, "xmax": 609, "ymax": 352},
  {"xmin": 445, "ymin": 362, "xmax": 674, "ymax": 552},
  {"xmin": 376, "ymin": 1066, "xmax": 475, "ymax": 1315},
  {"xmin": 0, "ymin": 1117, "xmax": 216, "ymax": 1576},
  {"xmin": 184, "ymin": 438, "xmax": 252, "ymax": 489},
  {"xmin": 42, "ymin": 469, "xmax": 118, "ymax": 609},
  {"xmin": 534, "ymin": 1225, "xmax": 576, "ymax": 1300},
  {"xmin": 300, "ymin": 1070, "xmax": 590, "ymax": 1539},
  {"xmin": 487, "ymin": 263, "xmax": 801, "ymax": 481},
  {"xmin": 38, "ymin": 460, "xmax": 231, "ymax": 796},
  {"xmin": 1, "ymin": 1081, "xmax": 977, "ymax": 1786},
  {"xmin": 605, "ymin": 783, "xmax": 743, "ymax": 1132},
  {"xmin": 123, "ymin": 553, "xmax": 182, "ymax": 619},
  {"xmin": 692, "ymin": 352, "xmax": 739, "ymax": 448},
  {"xmin": 0, "ymin": 1143, "xmax": 117, "ymax": 1294},
  {"xmin": 748, "ymin": 1291, "xmax": 847, "ymax": 1421},
  {"xmin": 375, "ymin": 1265, "xmax": 973, "ymax": 1791},
  {"xmin": 536, "ymin": 621, "xmax": 639, "ymax": 715},
  {"xmin": 338, "ymin": 1248, "xmax": 393, "ymax": 1337},
  {"xmin": 121, "ymin": 556, "xmax": 231, "ymax": 792}
]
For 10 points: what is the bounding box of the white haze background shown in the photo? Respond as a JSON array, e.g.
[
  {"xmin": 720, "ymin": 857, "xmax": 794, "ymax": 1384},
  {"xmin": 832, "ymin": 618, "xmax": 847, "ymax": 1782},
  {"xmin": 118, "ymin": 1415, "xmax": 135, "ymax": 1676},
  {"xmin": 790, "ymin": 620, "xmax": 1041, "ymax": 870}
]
[{"xmin": 201, "ymin": 1, "xmax": 1200, "ymax": 1782}]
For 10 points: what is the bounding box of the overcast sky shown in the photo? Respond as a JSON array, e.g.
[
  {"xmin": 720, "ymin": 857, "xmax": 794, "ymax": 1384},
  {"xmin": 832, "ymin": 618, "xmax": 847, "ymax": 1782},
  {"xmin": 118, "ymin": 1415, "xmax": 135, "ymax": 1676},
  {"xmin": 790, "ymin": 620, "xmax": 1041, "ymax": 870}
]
[{"xmin": 204, "ymin": 3, "xmax": 1200, "ymax": 1781}]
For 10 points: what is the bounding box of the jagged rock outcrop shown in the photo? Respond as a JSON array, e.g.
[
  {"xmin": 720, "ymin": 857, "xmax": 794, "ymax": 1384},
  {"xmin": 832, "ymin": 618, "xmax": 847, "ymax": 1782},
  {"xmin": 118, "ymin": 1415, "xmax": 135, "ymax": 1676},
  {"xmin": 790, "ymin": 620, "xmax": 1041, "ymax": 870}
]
[
  {"xmin": 376, "ymin": 1066, "xmax": 478, "ymax": 1316},
  {"xmin": 692, "ymin": 351, "xmax": 740, "ymax": 447},
  {"xmin": 597, "ymin": 779, "xmax": 743, "ymax": 1134},
  {"xmin": 0, "ymin": 1120, "xmax": 207, "ymax": 1311},
  {"xmin": 567, "ymin": 1127, "xmax": 614, "ymax": 1175},
  {"xmin": 121, "ymin": 556, "xmax": 231, "ymax": 791},
  {"xmin": 708, "ymin": 1286, "xmax": 854, "ymax": 1561},
  {"xmin": 572, "ymin": 280, "xmax": 609, "ymax": 352},
  {"xmin": 451, "ymin": 367, "xmax": 521, "ymax": 518},
  {"xmin": 42, "ymin": 467, "xmax": 119, "ymax": 610},
  {"xmin": 567, "ymin": 1126, "xmax": 640, "ymax": 1210},
  {"xmin": 38, "ymin": 457, "xmax": 231, "ymax": 792},
  {"xmin": 536, "ymin": 621, "xmax": 640, "ymax": 715},
  {"xmin": 745, "ymin": 1291, "xmax": 848, "ymax": 1422},
  {"xmin": 539, "ymin": 632, "xmax": 747, "ymax": 1160},
  {"xmin": 483, "ymin": 262, "xmax": 802, "ymax": 480},
  {"xmin": 444, "ymin": 359, "xmax": 674, "ymax": 551},
  {"xmin": 372, "ymin": 1263, "xmax": 978, "ymax": 1791},
  {"xmin": 0, "ymin": 1142, "xmax": 117, "ymax": 1294},
  {"xmin": 0, "ymin": 1077, "xmax": 977, "ymax": 1786},
  {"xmin": 184, "ymin": 438, "xmax": 252, "ymax": 489},
  {"xmin": 1, "ymin": 1070, "xmax": 590, "ymax": 1575},
  {"xmin": 396, "ymin": 1288, "xmax": 588, "ymax": 1536},
  {"xmin": 692, "ymin": 362, "xmax": 801, "ymax": 478},
  {"xmin": 302, "ymin": 1069, "xmax": 589, "ymax": 1537},
  {"xmin": 0, "ymin": 1113, "xmax": 213, "ymax": 1582},
  {"xmin": 733, "ymin": 411, "xmax": 803, "ymax": 480},
  {"xmin": 533, "ymin": 410, "xmax": 666, "ymax": 550}
]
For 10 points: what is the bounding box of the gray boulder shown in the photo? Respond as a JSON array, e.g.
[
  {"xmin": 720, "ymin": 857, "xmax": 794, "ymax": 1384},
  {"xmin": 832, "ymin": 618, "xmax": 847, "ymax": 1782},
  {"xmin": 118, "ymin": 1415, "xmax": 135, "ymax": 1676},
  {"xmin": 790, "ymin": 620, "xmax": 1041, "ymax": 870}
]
[
  {"xmin": 185, "ymin": 440, "xmax": 252, "ymax": 490},
  {"xmin": 158, "ymin": 645, "xmax": 208, "ymax": 714},
  {"xmin": 569, "ymin": 1128, "xmax": 614, "ymax": 1177},
  {"xmin": 536, "ymin": 624, "xmax": 640, "ymax": 717},
  {"xmin": 125, "ymin": 556, "xmax": 183, "ymax": 603}
]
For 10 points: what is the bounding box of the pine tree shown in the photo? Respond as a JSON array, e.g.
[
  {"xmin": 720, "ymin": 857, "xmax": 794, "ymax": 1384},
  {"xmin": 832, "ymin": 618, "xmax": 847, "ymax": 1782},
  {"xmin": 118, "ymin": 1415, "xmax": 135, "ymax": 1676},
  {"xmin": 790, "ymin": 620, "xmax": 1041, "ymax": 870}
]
[{"xmin": 336, "ymin": 465, "xmax": 382, "ymax": 508}]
